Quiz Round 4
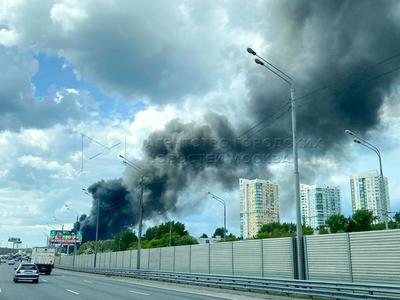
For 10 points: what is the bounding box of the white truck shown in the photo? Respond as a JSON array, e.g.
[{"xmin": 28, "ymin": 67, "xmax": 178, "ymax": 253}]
[{"xmin": 31, "ymin": 247, "xmax": 55, "ymax": 275}]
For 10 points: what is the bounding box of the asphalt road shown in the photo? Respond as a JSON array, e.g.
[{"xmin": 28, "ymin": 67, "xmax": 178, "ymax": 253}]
[{"xmin": 0, "ymin": 263, "xmax": 231, "ymax": 300}]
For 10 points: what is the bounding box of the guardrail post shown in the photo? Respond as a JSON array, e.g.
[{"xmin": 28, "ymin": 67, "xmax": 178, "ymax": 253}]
[{"xmin": 347, "ymin": 233, "xmax": 354, "ymax": 282}]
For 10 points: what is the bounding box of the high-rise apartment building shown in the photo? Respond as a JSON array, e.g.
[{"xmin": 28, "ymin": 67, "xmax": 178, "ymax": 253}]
[
  {"xmin": 240, "ymin": 178, "xmax": 280, "ymax": 239},
  {"xmin": 300, "ymin": 184, "xmax": 341, "ymax": 229},
  {"xmin": 350, "ymin": 170, "xmax": 390, "ymax": 222}
]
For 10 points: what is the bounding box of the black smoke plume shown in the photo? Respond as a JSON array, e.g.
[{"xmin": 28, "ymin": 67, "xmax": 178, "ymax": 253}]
[{"xmin": 81, "ymin": 0, "xmax": 400, "ymax": 239}]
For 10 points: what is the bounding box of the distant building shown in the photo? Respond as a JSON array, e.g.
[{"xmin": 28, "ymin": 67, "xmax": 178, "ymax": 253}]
[
  {"xmin": 300, "ymin": 184, "xmax": 341, "ymax": 229},
  {"xmin": 350, "ymin": 170, "xmax": 390, "ymax": 222},
  {"xmin": 240, "ymin": 178, "xmax": 280, "ymax": 239}
]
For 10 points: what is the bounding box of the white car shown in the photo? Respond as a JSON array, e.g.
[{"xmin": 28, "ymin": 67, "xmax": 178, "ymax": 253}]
[
  {"xmin": 8, "ymin": 260, "xmax": 15, "ymax": 265},
  {"xmin": 14, "ymin": 263, "xmax": 39, "ymax": 283}
]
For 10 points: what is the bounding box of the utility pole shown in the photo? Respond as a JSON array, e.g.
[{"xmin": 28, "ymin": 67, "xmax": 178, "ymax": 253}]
[
  {"xmin": 345, "ymin": 130, "xmax": 389, "ymax": 230},
  {"xmin": 247, "ymin": 47, "xmax": 304, "ymax": 279},
  {"xmin": 137, "ymin": 175, "xmax": 144, "ymax": 270},
  {"xmin": 73, "ymin": 215, "xmax": 78, "ymax": 266},
  {"xmin": 94, "ymin": 197, "xmax": 100, "ymax": 268},
  {"xmin": 207, "ymin": 192, "xmax": 227, "ymax": 241},
  {"xmin": 169, "ymin": 220, "xmax": 172, "ymax": 247},
  {"xmin": 291, "ymin": 86, "xmax": 304, "ymax": 279}
]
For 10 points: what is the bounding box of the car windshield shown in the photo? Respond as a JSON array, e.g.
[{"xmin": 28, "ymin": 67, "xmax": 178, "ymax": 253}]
[{"xmin": 20, "ymin": 265, "xmax": 37, "ymax": 271}]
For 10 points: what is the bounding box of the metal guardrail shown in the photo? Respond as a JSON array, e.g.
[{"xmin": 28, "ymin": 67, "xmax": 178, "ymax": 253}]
[{"xmin": 56, "ymin": 266, "xmax": 400, "ymax": 299}]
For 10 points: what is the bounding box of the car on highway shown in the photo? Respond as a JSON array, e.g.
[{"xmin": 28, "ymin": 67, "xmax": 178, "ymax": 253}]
[
  {"xmin": 13, "ymin": 263, "xmax": 39, "ymax": 283},
  {"xmin": 8, "ymin": 259, "xmax": 15, "ymax": 265}
]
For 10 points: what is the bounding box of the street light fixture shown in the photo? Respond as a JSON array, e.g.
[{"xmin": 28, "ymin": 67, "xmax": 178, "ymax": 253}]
[
  {"xmin": 119, "ymin": 154, "xmax": 145, "ymax": 271},
  {"xmin": 207, "ymin": 192, "xmax": 227, "ymax": 241},
  {"xmin": 345, "ymin": 129, "xmax": 388, "ymax": 230},
  {"xmin": 247, "ymin": 47, "xmax": 304, "ymax": 279}
]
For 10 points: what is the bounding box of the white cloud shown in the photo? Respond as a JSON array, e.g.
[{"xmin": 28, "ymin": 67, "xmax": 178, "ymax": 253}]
[{"xmin": 18, "ymin": 155, "xmax": 77, "ymax": 179}]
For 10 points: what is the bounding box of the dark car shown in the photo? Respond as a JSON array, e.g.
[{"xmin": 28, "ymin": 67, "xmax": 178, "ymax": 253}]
[{"xmin": 13, "ymin": 263, "xmax": 39, "ymax": 283}]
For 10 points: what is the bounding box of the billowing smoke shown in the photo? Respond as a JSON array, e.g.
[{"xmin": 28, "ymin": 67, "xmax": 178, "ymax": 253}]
[
  {"xmin": 81, "ymin": 0, "xmax": 400, "ymax": 239},
  {"xmin": 80, "ymin": 179, "xmax": 134, "ymax": 241}
]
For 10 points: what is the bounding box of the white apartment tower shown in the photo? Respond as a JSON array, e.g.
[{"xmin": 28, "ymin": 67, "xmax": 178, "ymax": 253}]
[
  {"xmin": 240, "ymin": 178, "xmax": 280, "ymax": 239},
  {"xmin": 350, "ymin": 170, "xmax": 390, "ymax": 222},
  {"xmin": 300, "ymin": 184, "xmax": 341, "ymax": 229}
]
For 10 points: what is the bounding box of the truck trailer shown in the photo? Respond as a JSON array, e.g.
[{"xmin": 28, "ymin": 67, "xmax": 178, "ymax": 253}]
[{"xmin": 31, "ymin": 247, "xmax": 55, "ymax": 275}]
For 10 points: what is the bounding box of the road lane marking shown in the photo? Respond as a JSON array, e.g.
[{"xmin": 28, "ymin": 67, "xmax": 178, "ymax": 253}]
[
  {"xmin": 84, "ymin": 280, "xmax": 92, "ymax": 284},
  {"xmin": 66, "ymin": 289, "xmax": 80, "ymax": 295},
  {"xmin": 128, "ymin": 290, "xmax": 150, "ymax": 296},
  {"xmin": 41, "ymin": 279, "xmax": 48, "ymax": 282},
  {"xmin": 0, "ymin": 288, "xmax": 2, "ymax": 293}
]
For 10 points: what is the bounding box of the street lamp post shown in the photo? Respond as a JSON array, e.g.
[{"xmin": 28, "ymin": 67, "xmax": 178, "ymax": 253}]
[
  {"xmin": 65, "ymin": 204, "xmax": 80, "ymax": 267},
  {"xmin": 119, "ymin": 155, "xmax": 144, "ymax": 271},
  {"xmin": 247, "ymin": 47, "xmax": 304, "ymax": 279},
  {"xmin": 345, "ymin": 130, "xmax": 388, "ymax": 230},
  {"xmin": 207, "ymin": 192, "xmax": 227, "ymax": 241}
]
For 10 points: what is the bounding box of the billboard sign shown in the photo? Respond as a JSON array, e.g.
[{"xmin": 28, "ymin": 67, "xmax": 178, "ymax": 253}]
[
  {"xmin": 49, "ymin": 230, "xmax": 83, "ymax": 244},
  {"xmin": 8, "ymin": 237, "xmax": 21, "ymax": 243}
]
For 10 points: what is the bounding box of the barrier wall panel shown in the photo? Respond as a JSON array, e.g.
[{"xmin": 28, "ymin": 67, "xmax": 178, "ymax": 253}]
[
  {"xmin": 110, "ymin": 251, "xmax": 118, "ymax": 268},
  {"xmin": 263, "ymin": 238, "xmax": 295, "ymax": 279},
  {"xmin": 233, "ymin": 240, "xmax": 262, "ymax": 277},
  {"xmin": 140, "ymin": 249, "xmax": 150, "ymax": 270},
  {"xmin": 174, "ymin": 246, "xmax": 190, "ymax": 272},
  {"xmin": 190, "ymin": 244, "xmax": 209, "ymax": 274},
  {"xmin": 210, "ymin": 242, "xmax": 233, "ymax": 275},
  {"xmin": 122, "ymin": 251, "xmax": 131, "ymax": 269},
  {"xmin": 130, "ymin": 250, "xmax": 137, "ymax": 270},
  {"xmin": 350, "ymin": 230, "xmax": 400, "ymax": 285},
  {"xmin": 116, "ymin": 251, "xmax": 124, "ymax": 268},
  {"xmin": 149, "ymin": 248, "xmax": 161, "ymax": 270},
  {"xmin": 305, "ymin": 233, "xmax": 351, "ymax": 282},
  {"xmin": 160, "ymin": 247, "xmax": 174, "ymax": 271}
]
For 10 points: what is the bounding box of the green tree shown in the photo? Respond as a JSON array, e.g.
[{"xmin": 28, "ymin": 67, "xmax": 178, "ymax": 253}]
[
  {"xmin": 348, "ymin": 210, "xmax": 376, "ymax": 232},
  {"xmin": 145, "ymin": 221, "xmax": 187, "ymax": 240},
  {"xmin": 318, "ymin": 225, "xmax": 329, "ymax": 234},
  {"xmin": 302, "ymin": 226, "xmax": 314, "ymax": 235},
  {"xmin": 225, "ymin": 233, "xmax": 239, "ymax": 242},
  {"xmin": 212, "ymin": 227, "xmax": 227, "ymax": 239},
  {"xmin": 113, "ymin": 229, "xmax": 137, "ymax": 251},
  {"xmin": 256, "ymin": 222, "xmax": 297, "ymax": 239},
  {"xmin": 394, "ymin": 212, "xmax": 400, "ymax": 224},
  {"xmin": 325, "ymin": 214, "xmax": 348, "ymax": 233},
  {"xmin": 200, "ymin": 233, "xmax": 208, "ymax": 238}
]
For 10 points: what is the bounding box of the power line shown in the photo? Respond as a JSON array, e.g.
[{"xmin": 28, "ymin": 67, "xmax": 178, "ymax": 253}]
[
  {"xmin": 243, "ymin": 105, "xmax": 291, "ymax": 139},
  {"xmin": 237, "ymin": 101, "xmax": 291, "ymax": 139},
  {"xmin": 297, "ymin": 63, "xmax": 400, "ymax": 109},
  {"xmin": 296, "ymin": 51, "xmax": 400, "ymax": 105}
]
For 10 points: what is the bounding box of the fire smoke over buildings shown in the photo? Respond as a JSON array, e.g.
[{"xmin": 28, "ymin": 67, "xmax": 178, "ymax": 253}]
[{"xmin": 81, "ymin": 0, "xmax": 400, "ymax": 240}]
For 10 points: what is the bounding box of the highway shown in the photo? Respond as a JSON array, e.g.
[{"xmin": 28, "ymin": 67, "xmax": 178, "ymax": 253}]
[{"xmin": 0, "ymin": 263, "xmax": 283, "ymax": 300}]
